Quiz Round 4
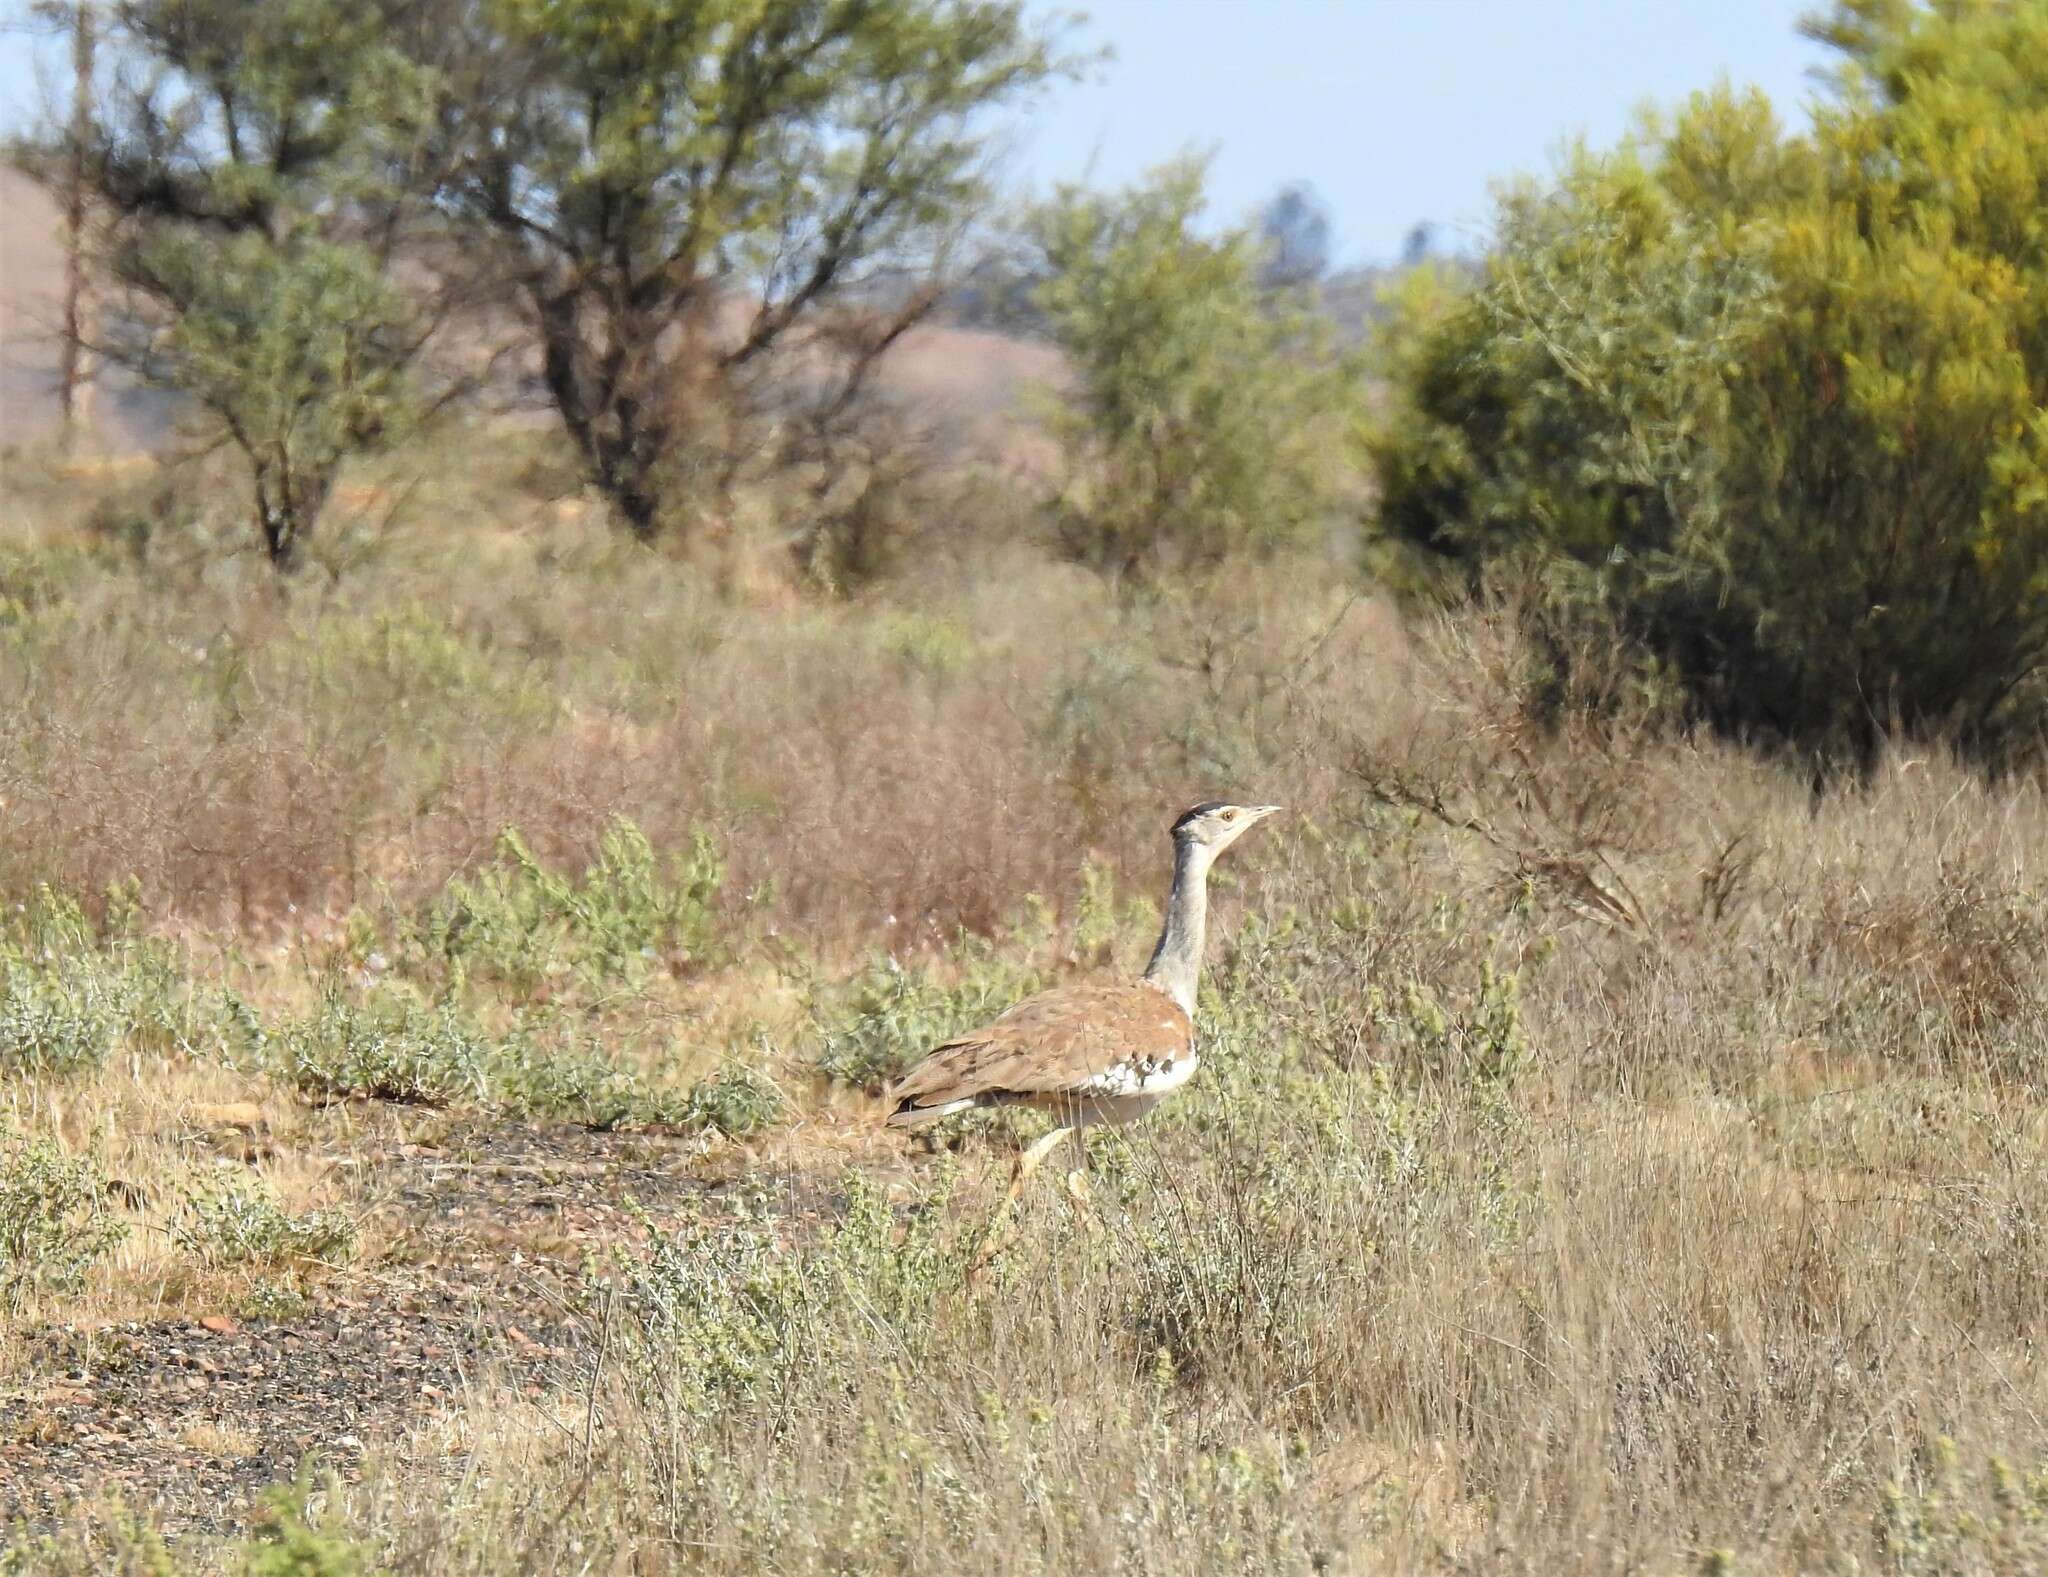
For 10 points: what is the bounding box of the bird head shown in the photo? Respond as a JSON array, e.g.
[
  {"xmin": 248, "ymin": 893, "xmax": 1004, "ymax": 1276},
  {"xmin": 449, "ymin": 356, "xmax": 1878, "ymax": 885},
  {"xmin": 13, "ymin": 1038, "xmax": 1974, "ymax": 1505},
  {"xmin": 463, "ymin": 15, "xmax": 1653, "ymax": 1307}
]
[{"xmin": 1170, "ymin": 802, "xmax": 1282, "ymax": 856}]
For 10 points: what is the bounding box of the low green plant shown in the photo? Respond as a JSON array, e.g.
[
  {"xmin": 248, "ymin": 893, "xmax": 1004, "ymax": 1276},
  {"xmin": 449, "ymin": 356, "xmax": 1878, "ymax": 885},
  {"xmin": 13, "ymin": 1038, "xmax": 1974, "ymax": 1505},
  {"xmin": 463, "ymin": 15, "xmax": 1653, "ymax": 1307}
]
[
  {"xmin": 874, "ymin": 611, "xmax": 975, "ymax": 681},
  {"xmin": 1388, "ymin": 960, "xmax": 1533, "ymax": 1091},
  {"xmin": 1874, "ymin": 1437, "xmax": 2048, "ymax": 1573},
  {"xmin": 618, "ymin": 1209, "xmax": 814, "ymax": 1420},
  {"xmin": 406, "ymin": 820, "xmax": 727, "ymax": 997},
  {"xmin": 0, "ymin": 888, "xmax": 192, "ymax": 1076},
  {"xmin": 302, "ymin": 606, "xmax": 554, "ymax": 735},
  {"xmin": 614, "ymin": 1171, "xmax": 953, "ymax": 1424},
  {"xmin": 278, "ymin": 985, "xmax": 490, "ymax": 1106},
  {"xmin": 0, "ymin": 1503, "xmax": 182, "ymax": 1577},
  {"xmin": 489, "ymin": 1037, "xmax": 693, "ymax": 1131},
  {"xmin": 0, "ymin": 1130, "xmax": 128, "ymax": 1304},
  {"xmin": 172, "ymin": 1174, "xmax": 357, "ymax": 1270},
  {"xmin": 237, "ymin": 1475, "xmax": 385, "ymax": 1577},
  {"xmin": 808, "ymin": 944, "xmax": 1043, "ymax": 1095},
  {"xmin": 676, "ymin": 1062, "xmax": 784, "ymax": 1140}
]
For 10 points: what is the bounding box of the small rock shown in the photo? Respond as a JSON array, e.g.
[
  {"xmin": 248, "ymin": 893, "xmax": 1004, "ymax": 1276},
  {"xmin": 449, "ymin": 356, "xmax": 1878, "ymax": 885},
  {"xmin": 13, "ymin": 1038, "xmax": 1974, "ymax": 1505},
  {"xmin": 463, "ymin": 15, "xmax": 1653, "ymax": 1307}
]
[{"xmin": 199, "ymin": 1315, "xmax": 239, "ymax": 1336}]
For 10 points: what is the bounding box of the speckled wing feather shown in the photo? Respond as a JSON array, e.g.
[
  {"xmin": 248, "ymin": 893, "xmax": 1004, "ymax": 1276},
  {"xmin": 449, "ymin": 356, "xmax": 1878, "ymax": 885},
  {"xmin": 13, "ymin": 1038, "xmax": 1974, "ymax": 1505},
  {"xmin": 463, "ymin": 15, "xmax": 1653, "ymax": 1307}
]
[{"xmin": 886, "ymin": 980, "xmax": 1194, "ymax": 1126}]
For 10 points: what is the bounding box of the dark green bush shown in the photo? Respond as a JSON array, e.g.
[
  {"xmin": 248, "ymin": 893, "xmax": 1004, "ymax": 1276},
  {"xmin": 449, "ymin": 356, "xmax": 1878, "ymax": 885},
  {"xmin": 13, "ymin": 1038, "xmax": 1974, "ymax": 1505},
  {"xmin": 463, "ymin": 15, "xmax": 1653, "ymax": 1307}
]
[{"xmin": 1371, "ymin": 0, "xmax": 2048, "ymax": 764}]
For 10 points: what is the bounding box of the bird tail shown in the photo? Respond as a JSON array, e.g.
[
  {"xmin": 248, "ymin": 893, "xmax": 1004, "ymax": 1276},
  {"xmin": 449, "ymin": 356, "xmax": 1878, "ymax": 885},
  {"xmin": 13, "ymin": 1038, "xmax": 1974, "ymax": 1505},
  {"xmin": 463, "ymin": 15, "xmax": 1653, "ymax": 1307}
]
[{"xmin": 885, "ymin": 1095, "xmax": 977, "ymax": 1127}]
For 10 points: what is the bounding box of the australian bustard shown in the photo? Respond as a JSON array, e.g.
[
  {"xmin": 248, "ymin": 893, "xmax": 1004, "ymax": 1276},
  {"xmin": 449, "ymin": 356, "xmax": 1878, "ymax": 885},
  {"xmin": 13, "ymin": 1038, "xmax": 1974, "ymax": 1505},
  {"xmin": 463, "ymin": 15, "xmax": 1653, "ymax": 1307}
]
[{"xmin": 886, "ymin": 802, "xmax": 1280, "ymax": 1200}]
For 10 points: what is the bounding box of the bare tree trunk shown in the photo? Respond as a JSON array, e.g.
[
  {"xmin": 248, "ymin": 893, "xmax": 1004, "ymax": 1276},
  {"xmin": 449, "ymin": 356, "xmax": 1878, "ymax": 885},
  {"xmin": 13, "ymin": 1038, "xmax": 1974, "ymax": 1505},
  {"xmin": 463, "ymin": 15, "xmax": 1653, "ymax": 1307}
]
[
  {"xmin": 251, "ymin": 458, "xmax": 330, "ymax": 571},
  {"xmin": 58, "ymin": 2, "xmax": 96, "ymax": 451}
]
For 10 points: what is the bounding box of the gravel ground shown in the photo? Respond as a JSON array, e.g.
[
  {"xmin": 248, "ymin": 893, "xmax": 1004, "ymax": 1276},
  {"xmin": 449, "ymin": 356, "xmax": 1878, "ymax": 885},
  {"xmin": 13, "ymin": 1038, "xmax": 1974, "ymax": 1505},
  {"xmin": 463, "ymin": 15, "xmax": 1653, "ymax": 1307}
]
[{"xmin": 0, "ymin": 1119, "xmax": 729, "ymax": 1538}]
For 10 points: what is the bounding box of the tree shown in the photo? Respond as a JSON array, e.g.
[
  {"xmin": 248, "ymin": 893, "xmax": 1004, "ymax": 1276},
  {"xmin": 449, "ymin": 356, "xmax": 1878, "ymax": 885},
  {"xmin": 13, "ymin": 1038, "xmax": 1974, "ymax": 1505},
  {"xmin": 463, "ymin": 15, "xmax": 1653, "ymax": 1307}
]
[
  {"xmin": 434, "ymin": 0, "xmax": 1071, "ymax": 542},
  {"xmin": 12, "ymin": 0, "xmax": 461, "ymax": 569},
  {"xmin": 1256, "ymin": 181, "xmax": 1332, "ymax": 289},
  {"xmin": 1031, "ymin": 158, "xmax": 1362, "ymax": 579},
  {"xmin": 1370, "ymin": 1, "xmax": 2048, "ymax": 765}
]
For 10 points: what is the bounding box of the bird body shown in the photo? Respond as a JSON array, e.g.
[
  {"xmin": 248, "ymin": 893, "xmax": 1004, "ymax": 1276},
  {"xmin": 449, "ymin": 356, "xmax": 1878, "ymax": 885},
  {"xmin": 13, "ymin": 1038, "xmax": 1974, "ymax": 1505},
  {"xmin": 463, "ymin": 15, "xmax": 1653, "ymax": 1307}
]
[
  {"xmin": 886, "ymin": 978, "xmax": 1195, "ymax": 1129},
  {"xmin": 885, "ymin": 803, "xmax": 1279, "ymax": 1180}
]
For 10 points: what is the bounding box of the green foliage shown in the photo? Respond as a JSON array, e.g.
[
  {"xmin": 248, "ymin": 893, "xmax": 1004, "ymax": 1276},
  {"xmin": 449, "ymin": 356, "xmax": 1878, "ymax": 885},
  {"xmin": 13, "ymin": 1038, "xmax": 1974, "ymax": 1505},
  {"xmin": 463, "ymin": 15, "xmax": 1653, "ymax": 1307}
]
[
  {"xmin": 0, "ymin": 889, "xmax": 192, "ymax": 1076},
  {"xmin": 617, "ymin": 1208, "xmax": 812, "ymax": 1418},
  {"xmin": 407, "ymin": 821, "xmax": 727, "ymax": 998},
  {"xmin": 121, "ymin": 229, "xmax": 424, "ymax": 566},
  {"xmin": 1095, "ymin": 928, "xmax": 1539, "ymax": 1419},
  {"xmin": 1371, "ymin": 2, "xmax": 2048, "ymax": 762},
  {"xmin": 675, "ymin": 1062, "xmax": 784, "ymax": 1140},
  {"xmin": 1031, "ymin": 158, "xmax": 1363, "ymax": 577},
  {"xmin": 615, "ymin": 1171, "xmax": 951, "ymax": 1422},
  {"xmin": 277, "ymin": 975, "xmax": 779, "ymax": 1135},
  {"xmin": 0, "ymin": 1506, "xmax": 183, "ymax": 1577},
  {"xmin": 278, "ymin": 985, "xmax": 491, "ymax": 1106},
  {"xmin": 486, "ymin": 1037, "xmax": 690, "ymax": 1131},
  {"xmin": 18, "ymin": 0, "xmax": 450, "ymax": 567},
  {"xmin": 1874, "ymin": 1438, "xmax": 2048, "ymax": 1573},
  {"xmin": 172, "ymin": 1174, "xmax": 357, "ymax": 1269},
  {"xmin": 443, "ymin": 0, "xmax": 1072, "ymax": 539},
  {"xmin": 1386, "ymin": 961, "xmax": 1533, "ymax": 1091},
  {"xmin": 0, "ymin": 1130, "xmax": 128, "ymax": 1304},
  {"xmin": 1040, "ymin": 155, "xmax": 1359, "ymax": 577},
  {"xmin": 808, "ymin": 944, "xmax": 1043, "ymax": 1094},
  {"xmin": 489, "ymin": 1038, "xmax": 778, "ymax": 1136},
  {"xmin": 301, "ymin": 606, "xmax": 554, "ymax": 735},
  {"xmin": 238, "ymin": 1477, "xmax": 385, "ymax": 1577}
]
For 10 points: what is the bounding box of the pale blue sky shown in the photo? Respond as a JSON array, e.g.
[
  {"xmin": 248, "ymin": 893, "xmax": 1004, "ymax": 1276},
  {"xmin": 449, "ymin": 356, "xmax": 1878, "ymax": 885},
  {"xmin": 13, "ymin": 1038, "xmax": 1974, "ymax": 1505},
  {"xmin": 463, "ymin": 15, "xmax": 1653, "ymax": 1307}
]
[
  {"xmin": 1013, "ymin": 0, "xmax": 1835, "ymax": 263},
  {"xmin": 1, "ymin": 1, "xmax": 1835, "ymax": 265}
]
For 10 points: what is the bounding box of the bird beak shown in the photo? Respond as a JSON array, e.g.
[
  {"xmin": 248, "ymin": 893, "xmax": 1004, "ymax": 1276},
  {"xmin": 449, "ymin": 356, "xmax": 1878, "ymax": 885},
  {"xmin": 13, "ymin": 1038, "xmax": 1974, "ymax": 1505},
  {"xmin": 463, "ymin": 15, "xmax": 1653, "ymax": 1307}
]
[{"xmin": 1249, "ymin": 805, "xmax": 1282, "ymax": 823}]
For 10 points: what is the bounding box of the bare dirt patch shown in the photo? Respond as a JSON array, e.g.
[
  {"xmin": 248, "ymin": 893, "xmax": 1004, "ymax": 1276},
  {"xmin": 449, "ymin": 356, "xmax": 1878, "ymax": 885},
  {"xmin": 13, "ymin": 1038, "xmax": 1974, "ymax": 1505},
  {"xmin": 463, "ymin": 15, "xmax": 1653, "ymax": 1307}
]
[{"xmin": 0, "ymin": 1117, "xmax": 754, "ymax": 1537}]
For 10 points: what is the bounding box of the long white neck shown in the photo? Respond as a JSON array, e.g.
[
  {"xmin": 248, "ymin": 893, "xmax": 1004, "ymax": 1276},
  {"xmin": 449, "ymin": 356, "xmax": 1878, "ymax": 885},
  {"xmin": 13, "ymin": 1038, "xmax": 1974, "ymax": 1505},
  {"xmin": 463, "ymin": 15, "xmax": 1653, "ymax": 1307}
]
[{"xmin": 1142, "ymin": 837, "xmax": 1212, "ymax": 1016}]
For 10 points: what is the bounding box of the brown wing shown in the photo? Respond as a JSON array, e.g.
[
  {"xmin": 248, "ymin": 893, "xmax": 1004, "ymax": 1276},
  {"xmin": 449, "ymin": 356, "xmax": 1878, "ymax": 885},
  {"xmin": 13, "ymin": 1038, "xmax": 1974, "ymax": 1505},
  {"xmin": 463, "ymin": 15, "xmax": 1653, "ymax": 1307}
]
[{"xmin": 886, "ymin": 980, "xmax": 1193, "ymax": 1126}]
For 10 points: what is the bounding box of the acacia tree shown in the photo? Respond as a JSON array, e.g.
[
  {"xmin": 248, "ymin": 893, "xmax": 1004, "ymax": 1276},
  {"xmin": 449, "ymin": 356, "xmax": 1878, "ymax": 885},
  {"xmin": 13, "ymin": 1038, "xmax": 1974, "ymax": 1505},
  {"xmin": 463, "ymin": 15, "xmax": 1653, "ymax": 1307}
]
[
  {"xmin": 14, "ymin": 0, "xmax": 464, "ymax": 569},
  {"xmin": 437, "ymin": 0, "xmax": 1070, "ymax": 541}
]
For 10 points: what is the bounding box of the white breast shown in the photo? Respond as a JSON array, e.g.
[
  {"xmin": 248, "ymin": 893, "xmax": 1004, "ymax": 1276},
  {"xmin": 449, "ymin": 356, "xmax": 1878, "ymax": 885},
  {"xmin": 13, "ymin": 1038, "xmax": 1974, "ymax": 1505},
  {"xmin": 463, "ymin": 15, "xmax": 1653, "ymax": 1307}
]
[{"xmin": 1074, "ymin": 1047, "xmax": 1199, "ymax": 1125}]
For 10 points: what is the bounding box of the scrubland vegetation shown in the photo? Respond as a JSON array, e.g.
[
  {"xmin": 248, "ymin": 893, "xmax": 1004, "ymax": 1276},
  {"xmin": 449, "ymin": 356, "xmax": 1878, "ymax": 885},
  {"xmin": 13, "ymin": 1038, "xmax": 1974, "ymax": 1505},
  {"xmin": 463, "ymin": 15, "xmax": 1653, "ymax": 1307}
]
[
  {"xmin": 8, "ymin": 444, "xmax": 2048, "ymax": 1572},
  {"xmin": 10, "ymin": 0, "xmax": 2048, "ymax": 1570}
]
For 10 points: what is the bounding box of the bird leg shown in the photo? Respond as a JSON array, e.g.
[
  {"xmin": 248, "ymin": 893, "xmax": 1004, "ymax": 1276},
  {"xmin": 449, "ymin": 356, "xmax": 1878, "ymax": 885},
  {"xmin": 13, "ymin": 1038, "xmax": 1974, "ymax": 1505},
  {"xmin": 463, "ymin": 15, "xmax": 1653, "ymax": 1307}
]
[
  {"xmin": 969, "ymin": 1125, "xmax": 1076, "ymax": 1283},
  {"xmin": 1063, "ymin": 1127, "xmax": 1093, "ymax": 1216},
  {"xmin": 1007, "ymin": 1125, "xmax": 1073, "ymax": 1204}
]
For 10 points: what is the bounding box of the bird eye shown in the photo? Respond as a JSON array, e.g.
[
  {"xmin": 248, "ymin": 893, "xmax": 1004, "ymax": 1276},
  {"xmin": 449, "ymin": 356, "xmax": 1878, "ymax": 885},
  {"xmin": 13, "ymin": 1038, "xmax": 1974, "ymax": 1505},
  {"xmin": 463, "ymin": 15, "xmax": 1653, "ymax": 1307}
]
[{"xmin": 1221, "ymin": 809, "xmax": 1238, "ymax": 822}]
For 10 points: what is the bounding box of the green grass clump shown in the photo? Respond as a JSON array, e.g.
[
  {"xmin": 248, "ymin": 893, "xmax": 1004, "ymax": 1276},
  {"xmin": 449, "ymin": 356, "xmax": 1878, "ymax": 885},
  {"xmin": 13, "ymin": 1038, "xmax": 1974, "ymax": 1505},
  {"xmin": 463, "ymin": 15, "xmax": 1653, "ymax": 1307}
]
[
  {"xmin": 0, "ymin": 887, "xmax": 192, "ymax": 1076},
  {"xmin": 171, "ymin": 1174, "xmax": 357, "ymax": 1269},
  {"xmin": 278, "ymin": 985, "xmax": 491, "ymax": 1106},
  {"xmin": 0, "ymin": 1129, "xmax": 128, "ymax": 1304},
  {"xmin": 488, "ymin": 1037, "xmax": 690, "ymax": 1131},
  {"xmin": 404, "ymin": 819, "xmax": 727, "ymax": 998},
  {"xmin": 238, "ymin": 1475, "xmax": 386, "ymax": 1577},
  {"xmin": 1875, "ymin": 1438, "xmax": 2048, "ymax": 1572},
  {"xmin": 614, "ymin": 1172, "xmax": 950, "ymax": 1422},
  {"xmin": 277, "ymin": 989, "xmax": 784, "ymax": 1138},
  {"xmin": 675, "ymin": 1062, "xmax": 783, "ymax": 1139},
  {"xmin": 809, "ymin": 945, "xmax": 1044, "ymax": 1094}
]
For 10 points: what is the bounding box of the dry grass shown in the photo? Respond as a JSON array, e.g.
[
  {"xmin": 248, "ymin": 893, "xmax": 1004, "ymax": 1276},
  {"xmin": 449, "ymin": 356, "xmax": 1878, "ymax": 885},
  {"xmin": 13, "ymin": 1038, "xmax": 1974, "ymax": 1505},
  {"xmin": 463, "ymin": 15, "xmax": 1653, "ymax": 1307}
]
[{"xmin": 4, "ymin": 442, "xmax": 2048, "ymax": 1573}]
